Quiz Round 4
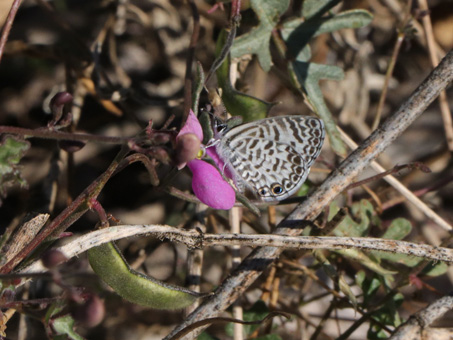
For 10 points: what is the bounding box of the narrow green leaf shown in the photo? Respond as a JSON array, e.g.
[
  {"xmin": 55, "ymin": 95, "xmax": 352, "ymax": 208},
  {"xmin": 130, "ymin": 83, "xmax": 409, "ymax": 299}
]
[
  {"xmin": 336, "ymin": 248, "xmax": 397, "ymax": 276},
  {"xmin": 216, "ymin": 30, "xmax": 275, "ymax": 122},
  {"xmin": 192, "ymin": 62, "xmax": 205, "ymax": 114},
  {"xmin": 199, "ymin": 109, "xmax": 214, "ymax": 145},
  {"xmin": 339, "ymin": 274, "xmax": 358, "ymax": 309},
  {"xmin": 356, "ymin": 271, "xmax": 382, "ymax": 305},
  {"xmin": 302, "ymin": 0, "xmax": 341, "ymax": 19},
  {"xmin": 283, "ymin": 10, "xmax": 373, "ymax": 59}
]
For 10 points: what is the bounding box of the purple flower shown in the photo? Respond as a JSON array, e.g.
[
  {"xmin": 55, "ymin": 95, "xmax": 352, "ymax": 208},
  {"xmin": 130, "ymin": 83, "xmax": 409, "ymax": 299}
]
[{"xmin": 176, "ymin": 110, "xmax": 235, "ymax": 210}]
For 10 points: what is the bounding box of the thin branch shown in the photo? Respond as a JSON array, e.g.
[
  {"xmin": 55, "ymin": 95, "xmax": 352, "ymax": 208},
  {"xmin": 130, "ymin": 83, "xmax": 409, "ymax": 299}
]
[
  {"xmin": 168, "ymin": 312, "xmax": 289, "ymax": 340},
  {"xmin": 343, "ymin": 162, "xmax": 430, "ymax": 191},
  {"xmin": 339, "ymin": 128, "xmax": 452, "ymax": 231},
  {"xmin": 19, "ymin": 224, "xmax": 453, "ymax": 276},
  {"xmin": 418, "ymin": 0, "xmax": 453, "ymax": 151},
  {"xmin": 164, "ymin": 49, "xmax": 453, "ymax": 339},
  {"xmin": 371, "ymin": 11, "xmax": 408, "ymax": 131},
  {"xmin": 0, "ymin": 126, "xmax": 130, "ymax": 144},
  {"xmin": 0, "ymin": 0, "xmax": 21, "ymax": 64}
]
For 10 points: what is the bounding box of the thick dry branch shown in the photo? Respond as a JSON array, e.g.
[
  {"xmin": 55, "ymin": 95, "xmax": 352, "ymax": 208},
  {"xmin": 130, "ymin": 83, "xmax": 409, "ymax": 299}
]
[
  {"xmin": 19, "ymin": 224, "xmax": 453, "ymax": 276},
  {"xmin": 389, "ymin": 295, "xmax": 453, "ymax": 339},
  {"xmin": 165, "ymin": 49, "xmax": 453, "ymax": 339}
]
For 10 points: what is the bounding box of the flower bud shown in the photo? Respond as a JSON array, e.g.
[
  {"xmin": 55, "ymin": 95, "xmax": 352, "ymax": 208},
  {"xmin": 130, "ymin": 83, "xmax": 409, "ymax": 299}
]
[
  {"xmin": 175, "ymin": 133, "xmax": 201, "ymax": 169},
  {"xmin": 72, "ymin": 295, "xmax": 105, "ymax": 328},
  {"xmin": 41, "ymin": 249, "xmax": 68, "ymax": 269},
  {"xmin": 49, "ymin": 92, "xmax": 73, "ymax": 124}
]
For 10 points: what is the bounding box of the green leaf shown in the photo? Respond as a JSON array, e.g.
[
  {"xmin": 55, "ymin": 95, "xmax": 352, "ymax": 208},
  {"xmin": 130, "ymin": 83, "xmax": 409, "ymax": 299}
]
[
  {"xmin": 336, "ymin": 248, "xmax": 397, "ymax": 276},
  {"xmin": 292, "ymin": 61, "xmax": 347, "ymax": 157},
  {"xmin": 230, "ymin": 0, "xmax": 290, "ymax": 71},
  {"xmin": 356, "ymin": 271, "xmax": 383, "ymax": 305},
  {"xmin": 370, "ymin": 218, "xmax": 421, "ymax": 267},
  {"xmin": 339, "ymin": 274, "xmax": 358, "ymax": 309},
  {"xmin": 284, "ymin": 9, "xmax": 373, "ymax": 157},
  {"xmin": 45, "ymin": 302, "xmax": 86, "ymax": 340},
  {"xmin": 216, "ymin": 30, "xmax": 275, "ymax": 122},
  {"xmin": 295, "ymin": 181, "xmax": 311, "ymax": 197},
  {"xmin": 0, "ymin": 135, "xmax": 30, "ymax": 205},
  {"xmin": 314, "ymin": 249, "xmax": 337, "ymax": 277},
  {"xmin": 420, "ymin": 261, "xmax": 448, "ymax": 277},
  {"xmin": 199, "ymin": 109, "xmax": 214, "ymax": 145},
  {"xmin": 333, "ymin": 200, "xmax": 402, "ymax": 277},
  {"xmin": 302, "ymin": 0, "xmax": 341, "ymax": 19},
  {"xmin": 334, "ymin": 200, "xmax": 375, "ymax": 237},
  {"xmin": 315, "ymin": 252, "xmax": 362, "ymax": 308},
  {"xmin": 327, "ymin": 200, "xmax": 341, "ymax": 221},
  {"xmin": 381, "ymin": 218, "xmax": 412, "ymax": 240},
  {"xmin": 192, "ymin": 62, "xmax": 205, "ymax": 114},
  {"xmin": 367, "ymin": 293, "xmax": 403, "ymax": 338},
  {"xmin": 283, "ymin": 10, "xmax": 373, "ymax": 60},
  {"xmin": 52, "ymin": 315, "xmax": 86, "ymax": 340}
]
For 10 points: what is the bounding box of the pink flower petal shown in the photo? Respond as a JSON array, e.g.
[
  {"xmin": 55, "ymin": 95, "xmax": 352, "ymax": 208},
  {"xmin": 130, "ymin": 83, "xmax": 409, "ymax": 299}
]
[
  {"xmin": 187, "ymin": 159, "xmax": 235, "ymax": 210},
  {"xmin": 177, "ymin": 109, "xmax": 203, "ymax": 141}
]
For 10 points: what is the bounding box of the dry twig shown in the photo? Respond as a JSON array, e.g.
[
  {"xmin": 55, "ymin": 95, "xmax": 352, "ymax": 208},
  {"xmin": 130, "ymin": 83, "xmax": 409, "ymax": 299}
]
[{"xmin": 18, "ymin": 224, "xmax": 453, "ymax": 277}]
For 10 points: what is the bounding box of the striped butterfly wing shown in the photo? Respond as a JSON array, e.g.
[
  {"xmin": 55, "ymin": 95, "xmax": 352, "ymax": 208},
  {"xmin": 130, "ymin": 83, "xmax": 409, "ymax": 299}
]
[{"xmin": 215, "ymin": 116, "xmax": 325, "ymax": 202}]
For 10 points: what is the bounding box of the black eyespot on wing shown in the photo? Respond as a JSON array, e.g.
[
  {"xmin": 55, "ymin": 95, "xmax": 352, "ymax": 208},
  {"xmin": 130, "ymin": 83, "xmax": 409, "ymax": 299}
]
[
  {"xmin": 259, "ymin": 188, "xmax": 267, "ymax": 196},
  {"xmin": 271, "ymin": 183, "xmax": 284, "ymax": 195}
]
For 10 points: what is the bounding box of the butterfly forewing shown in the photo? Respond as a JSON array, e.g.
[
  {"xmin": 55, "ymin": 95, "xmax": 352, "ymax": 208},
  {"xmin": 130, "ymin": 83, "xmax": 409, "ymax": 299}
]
[{"xmin": 215, "ymin": 116, "xmax": 325, "ymax": 202}]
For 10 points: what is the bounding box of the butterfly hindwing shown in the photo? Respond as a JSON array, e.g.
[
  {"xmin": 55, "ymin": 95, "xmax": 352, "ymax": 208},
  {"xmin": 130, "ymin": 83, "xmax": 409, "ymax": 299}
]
[{"xmin": 215, "ymin": 116, "xmax": 325, "ymax": 202}]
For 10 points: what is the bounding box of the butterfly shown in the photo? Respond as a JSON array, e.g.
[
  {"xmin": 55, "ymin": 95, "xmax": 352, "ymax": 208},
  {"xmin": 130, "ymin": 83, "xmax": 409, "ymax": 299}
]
[{"xmin": 212, "ymin": 115, "xmax": 325, "ymax": 202}]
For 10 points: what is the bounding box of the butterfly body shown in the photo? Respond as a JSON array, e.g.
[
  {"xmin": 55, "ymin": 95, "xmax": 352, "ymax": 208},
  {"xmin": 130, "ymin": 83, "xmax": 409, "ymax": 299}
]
[{"xmin": 214, "ymin": 115, "xmax": 325, "ymax": 202}]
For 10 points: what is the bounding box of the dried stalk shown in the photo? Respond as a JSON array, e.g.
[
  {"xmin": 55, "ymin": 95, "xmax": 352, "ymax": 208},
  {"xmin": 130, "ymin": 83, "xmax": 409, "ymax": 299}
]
[{"xmin": 17, "ymin": 224, "xmax": 453, "ymax": 277}]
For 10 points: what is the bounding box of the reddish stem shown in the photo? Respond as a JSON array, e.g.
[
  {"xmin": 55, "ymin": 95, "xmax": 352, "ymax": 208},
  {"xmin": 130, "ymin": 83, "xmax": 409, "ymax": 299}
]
[
  {"xmin": 0, "ymin": 146, "xmax": 129, "ymax": 274},
  {"xmin": 0, "ymin": 126, "xmax": 130, "ymax": 144}
]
